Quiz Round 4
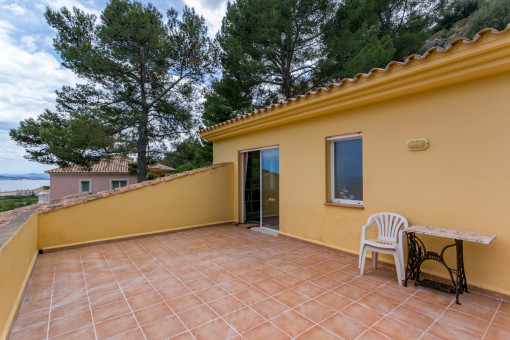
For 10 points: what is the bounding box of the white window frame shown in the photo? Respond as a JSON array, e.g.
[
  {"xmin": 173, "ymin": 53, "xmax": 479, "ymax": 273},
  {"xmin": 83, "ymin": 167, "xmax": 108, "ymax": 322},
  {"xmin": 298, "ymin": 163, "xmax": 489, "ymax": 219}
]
[
  {"xmin": 79, "ymin": 179, "xmax": 92, "ymax": 193},
  {"xmin": 328, "ymin": 132, "xmax": 363, "ymax": 206},
  {"xmin": 110, "ymin": 179, "xmax": 129, "ymax": 190}
]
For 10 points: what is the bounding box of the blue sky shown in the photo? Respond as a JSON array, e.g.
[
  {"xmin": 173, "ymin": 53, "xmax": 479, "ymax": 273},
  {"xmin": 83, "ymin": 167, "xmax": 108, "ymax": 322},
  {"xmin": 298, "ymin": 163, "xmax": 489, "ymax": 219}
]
[{"xmin": 0, "ymin": 0, "xmax": 227, "ymax": 174}]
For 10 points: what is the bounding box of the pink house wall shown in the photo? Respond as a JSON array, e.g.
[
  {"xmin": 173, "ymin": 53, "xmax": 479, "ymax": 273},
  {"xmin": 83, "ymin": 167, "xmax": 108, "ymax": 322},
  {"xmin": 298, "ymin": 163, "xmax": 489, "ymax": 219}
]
[{"xmin": 49, "ymin": 174, "xmax": 138, "ymax": 200}]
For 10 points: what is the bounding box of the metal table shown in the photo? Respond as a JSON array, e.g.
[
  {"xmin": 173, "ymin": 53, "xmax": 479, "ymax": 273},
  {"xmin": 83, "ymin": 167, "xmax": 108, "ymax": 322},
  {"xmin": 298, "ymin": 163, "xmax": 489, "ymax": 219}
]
[{"xmin": 404, "ymin": 225, "xmax": 496, "ymax": 304}]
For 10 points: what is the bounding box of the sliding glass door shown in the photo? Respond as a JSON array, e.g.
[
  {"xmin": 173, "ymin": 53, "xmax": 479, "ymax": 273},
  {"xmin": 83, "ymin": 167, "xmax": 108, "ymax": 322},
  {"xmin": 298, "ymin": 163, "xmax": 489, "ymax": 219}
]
[{"xmin": 243, "ymin": 148, "xmax": 279, "ymax": 230}]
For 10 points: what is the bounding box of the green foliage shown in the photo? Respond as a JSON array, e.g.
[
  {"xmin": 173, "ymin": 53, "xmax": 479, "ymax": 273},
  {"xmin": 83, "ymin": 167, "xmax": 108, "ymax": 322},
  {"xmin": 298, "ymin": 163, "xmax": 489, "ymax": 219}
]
[
  {"xmin": 0, "ymin": 195, "xmax": 38, "ymax": 213},
  {"xmin": 202, "ymin": 0, "xmax": 335, "ymax": 123},
  {"xmin": 319, "ymin": 0, "xmax": 447, "ymax": 81},
  {"xmin": 147, "ymin": 173, "xmax": 157, "ymax": 180},
  {"xmin": 465, "ymin": 0, "xmax": 510, "ymax": 37},
  {"xmin": 162, "ymin": 136, "xmax": 212, "ymax": 172},
  {"xmin": 10, "ymin": 0, "xmax": 218, "ymax": 182}
]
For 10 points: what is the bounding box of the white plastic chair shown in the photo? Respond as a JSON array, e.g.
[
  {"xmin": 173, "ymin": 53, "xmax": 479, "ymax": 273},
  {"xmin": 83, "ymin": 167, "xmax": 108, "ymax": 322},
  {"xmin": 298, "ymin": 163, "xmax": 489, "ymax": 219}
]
[{"xmin": 358, "ymin": 212, "xmax": 408, "ymax": 285}]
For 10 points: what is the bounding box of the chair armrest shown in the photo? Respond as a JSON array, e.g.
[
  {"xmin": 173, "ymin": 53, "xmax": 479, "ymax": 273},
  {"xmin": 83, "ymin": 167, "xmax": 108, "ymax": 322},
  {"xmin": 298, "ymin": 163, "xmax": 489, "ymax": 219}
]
[{"xmin": 361, "ymin": 222, "xmax": 373, "ymax": 242}]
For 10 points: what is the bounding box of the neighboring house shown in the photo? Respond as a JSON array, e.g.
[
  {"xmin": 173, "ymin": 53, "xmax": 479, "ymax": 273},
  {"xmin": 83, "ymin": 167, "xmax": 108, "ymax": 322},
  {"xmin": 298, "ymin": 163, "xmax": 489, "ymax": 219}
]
[
  {"xmin": 46, "ymin": 157, "xmax": 174, "ymax": 200},
  {"xmin": 199, "ymin": 27, "xmax": 510, "ymax": 293}
]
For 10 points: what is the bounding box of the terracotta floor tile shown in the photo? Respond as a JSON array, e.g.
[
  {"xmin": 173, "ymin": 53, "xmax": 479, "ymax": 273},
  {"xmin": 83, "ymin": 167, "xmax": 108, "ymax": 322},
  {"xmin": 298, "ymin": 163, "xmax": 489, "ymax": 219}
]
[
  {"xmin": 341, "ymin": 302, "xmax": 384, "ymax": 327},
  {"xmin": 234, "ymin": 288, "xmax": 268, "ymax": 306},
  {"xmin": 51, "ymin": 288, "xmax": 88, "ymax": 307},
  {"xmin": 122, "ymin": 282, "xmax": 155, "ymax": 298},
  {"xmin": 358, "ymin": 293, "xmax": 399, "ymax": 314},
  {"xmin": 295, "ymin": 325, "xmax": 340, "ymax": 339},
  {"xmin": 485, "ymin": 323, "xmax": 510, "ymax": 340},
  {"xmin": 191, "ymin": 318, "xmax": 238, "ymax": 340},
  {"xmin": 92, "ymin": 299, "xmax": 131, "ymax": 323},
  {"xmin": 51, "ymin": 298, "xmax": 90, "ymax": 320},
  {"xmin": 311, "ymin": 276, "xmax": 342, "ymax": 290},
  {"xmin": 207, "ymin": 295, "xmax": 246, "ymax": 316},
  {"xmin": 415, "ymin": 289, "xmax": 455, "ymax": 307},
  {"xmin": 320, "ymin": 313, "xmax": 368, "ymax": 339},
  {"xmin": 315, "ymin": 291, "xmax": 352, "ymax": 311},
  {"xmin": 242, "ymin": 322, "xmax": 290, "ymax": 340},
  {"xmin": 142, "ymin": 315, "xmax": 187, "ymax": 340},
  {"xmin": 326, "ymin": 270, "xmax": 356, "ymax": 283},
  {"xmin": 87, "ymin": 282, "xmax": 119, "ymax": 297},
  {"xmin": 243, "ymin": 273, "xmax": 271, "ymax": 285},
  {"xmin": 390, "ymin": 305, "xmax": 435, "ymax": 331},
  {"xmin": 19, "ymin": 296, "xmax": 51, "ymax": 314},
  {"xmin": 373, "ymin": 316, "xmax": 422, "ymax": 340},
  {"xmin": 293, "ymin": 282, "xmax": 327, "ymax": 298},
  {"xmin": 151, "ymin": 276, "xmax": 180, "ymax": 290},
  {"xmin": 295, "ymin": 300, "xmax": 336, "ymax": 323},
  {"xmin": 127, "ymin": 290, "xmax": 164, "ymax": 311},
  {"xmin": 178, "ymin": 304, "xmax": 218, "ymax": 329},
  {"xmin": 278, "ymin": 263, "xmax": 303, "ymax": 273},
  {"xmin": 207, "ymin": 270, "xmax": 236, "ymax": 284},
  {"xmin": 10, "ymin": 322, "xmax": 48, "ymax": 340},
  {"xmin": 218, "ymin": 279, "xmax": 251, "ymax": 294},
  {"xmin": 347, "ymin": 277, "xmax": 381, "ymax": 292},
  {"xmin": 14, "ymin": 307, "xmax": 49, "ymax": 330},
  {"xmin": 273, "ymin": 289, "xmax": 309, "ymax": 308},
  {"xmin": 356, "ymin": 329, "xmax": 391, "ymax": 340},
  {"xmin": 260, "ymin": 267, "xmax": 287, "ymax": 279},
  {"xmin": 186, "ymin": 277, "xmax": 215, "ymax": 292},
  {"xmin": 439, "ymin": 308, "xmax": 490, "ymax": 335},
  {"xmin": 460, "ymin": 292, "xmax": 501, "ymax": 309},
  {"xmin": 158, "ymin": 283, "xmax": 191, "ymax": 301},
  {"xmin": 271, "ymin": 309, "xmax": 315, "ymax": 337},
  {"xmin": 500, "ymin": 301, "xmax": 510, "ymax": 313},
  {"xmin": 168, "ymin": 331, "xmax": 195, "ymax": 340},
  {"xmin": 223, "ymin": 307, "xmax": 266, "ymax": 333},
  {"xmin": 277, "ymin": 274, "xmax": 305, "ymax": 288},
  {"xmin": 109, "ymin": 327, "xmax": 145, "ymax": 339},
  {"xmin": 195, "ymin": 285, "xmax": 229, "ymax": 302},
  {"xmin": 134, "ymin": 302, "xmax": 173, "ymax": 326},
  {"xmin": 333, "ymin": 284, "xmax": 369, "ymax": 300},
  {"xmin": 372, "ymin": 286, "xmax": 410, "ymax": 304},
  {"xmin": 89, "ymin": 290, "xmax": 124, "ymax": 309},
  {"xmin": 167, "ymin": 293, "xmax": 203, "ymax": 313},
  {"xmin": 50, "ymin": 325, "xmax": 96, "ymax": 339},
  {"xmin": 402, "ymin": 296, "xmax": 447, "ymax": 318},
  {"xmin": 493, "ymin": 310, "xmax": 510, "ymax": 327},
  {"xmin": 49, "ymin": 310, "xmax": 92, "ymax": 338},
  {"xmin": 256, "ymin": 280, "xmax": 287, "ymax": 295},
  {"xmin": 251, "ymin": 298, "xmax": 289, "ymax": 319},
  {"xmin": 427, "ymin": 320, "xmax": 480, "ymax": 340},
  {"xmin": 292, "ymin": 268, "xmax": 322, "ymax": 281}
]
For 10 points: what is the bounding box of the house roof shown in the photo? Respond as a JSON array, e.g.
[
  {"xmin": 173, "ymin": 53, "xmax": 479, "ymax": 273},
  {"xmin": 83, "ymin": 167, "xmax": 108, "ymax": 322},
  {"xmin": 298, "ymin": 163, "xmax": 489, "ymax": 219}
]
[
  {"xmin": 147, "ymin": 164, "xmax": 175, "ymax": 172},
  {"xmin": 46, "ymin": 156, "xmax": 134, "ymax": 174},
  {"xmin": 46, "ymin": 157, "xmax": 174, "ymax": 174},
  {"xmin": 199, "ymin": 25, "xmax": 510, "ymax": 142}
]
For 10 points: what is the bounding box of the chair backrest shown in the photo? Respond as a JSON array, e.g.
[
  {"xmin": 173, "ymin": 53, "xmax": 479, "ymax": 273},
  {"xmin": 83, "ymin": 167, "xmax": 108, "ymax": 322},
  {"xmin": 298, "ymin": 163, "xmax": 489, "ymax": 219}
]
[{"xmin": 369, "ymin": 213, "xmax": 408, "ymax": 242}]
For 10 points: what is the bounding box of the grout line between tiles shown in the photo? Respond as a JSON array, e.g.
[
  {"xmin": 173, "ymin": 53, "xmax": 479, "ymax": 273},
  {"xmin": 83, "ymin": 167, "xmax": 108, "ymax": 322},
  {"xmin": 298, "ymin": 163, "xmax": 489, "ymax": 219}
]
[
  {"xmin": 45, "ymin": 266, "xmax": 56, "ymax": 339},
  {"xmin": 482, "ymin": 299, "xmax": 502, "ymax": 339}
]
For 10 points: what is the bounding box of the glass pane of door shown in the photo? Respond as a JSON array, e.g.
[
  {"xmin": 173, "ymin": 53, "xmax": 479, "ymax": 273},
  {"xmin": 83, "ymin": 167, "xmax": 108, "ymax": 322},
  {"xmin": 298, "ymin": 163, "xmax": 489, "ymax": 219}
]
[
  {"xmin": 261, "ymin": 149, "xmax": 279, "ymax": 230},
  {"xmin": 244, "ymin": 151, "xmax": 260, "ymax": 223}
]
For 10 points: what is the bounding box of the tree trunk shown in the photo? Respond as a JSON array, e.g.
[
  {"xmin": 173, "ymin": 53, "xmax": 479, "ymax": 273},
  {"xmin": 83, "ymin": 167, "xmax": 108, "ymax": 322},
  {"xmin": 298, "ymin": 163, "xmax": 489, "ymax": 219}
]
[{"xmin": 136, "ymin": 123, "xmax": 147, "ymax": 183}]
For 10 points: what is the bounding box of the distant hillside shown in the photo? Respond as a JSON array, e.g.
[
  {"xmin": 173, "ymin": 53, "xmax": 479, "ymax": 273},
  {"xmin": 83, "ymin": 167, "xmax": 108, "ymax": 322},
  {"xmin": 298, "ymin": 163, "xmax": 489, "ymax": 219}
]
[{"xmin": 0, "ymin": 173, "xmax": 50, "ymax": 180}]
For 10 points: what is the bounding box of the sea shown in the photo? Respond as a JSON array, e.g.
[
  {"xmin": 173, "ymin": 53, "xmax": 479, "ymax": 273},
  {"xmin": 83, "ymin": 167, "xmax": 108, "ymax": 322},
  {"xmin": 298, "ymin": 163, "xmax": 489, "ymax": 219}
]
[{"xmin": 0, "ymin": 179, "xmax": 50, "ymax": 192}]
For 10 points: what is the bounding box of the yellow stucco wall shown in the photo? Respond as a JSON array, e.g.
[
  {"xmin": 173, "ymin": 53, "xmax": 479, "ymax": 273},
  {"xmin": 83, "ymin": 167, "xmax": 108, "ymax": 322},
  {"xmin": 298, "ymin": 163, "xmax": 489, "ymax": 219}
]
[
  {"xmin": 38, "ymin": 164, "xmax": 234, "ymax": 249},
  {"xmin": 212, "ymin": 70, "xmax": 510, "ymax": 295},
  {"xmin": 0, "ymin": 212, "xmax": 38, "ymax": 340}
]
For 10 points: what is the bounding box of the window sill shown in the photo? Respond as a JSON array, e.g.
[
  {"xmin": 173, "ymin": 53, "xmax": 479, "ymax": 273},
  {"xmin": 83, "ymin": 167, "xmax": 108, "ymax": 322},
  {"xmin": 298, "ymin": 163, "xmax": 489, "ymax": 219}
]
[{"xmin": 324, "ymin": 202, "xmax": 364, "ymax": 209}]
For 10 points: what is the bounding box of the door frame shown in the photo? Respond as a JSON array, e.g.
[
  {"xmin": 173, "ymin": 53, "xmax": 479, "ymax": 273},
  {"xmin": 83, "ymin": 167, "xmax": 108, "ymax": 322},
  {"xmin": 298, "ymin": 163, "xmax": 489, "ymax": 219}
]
[{"xmin": 240, "ymin": 146, "xmax": 279, "ymax": 227}]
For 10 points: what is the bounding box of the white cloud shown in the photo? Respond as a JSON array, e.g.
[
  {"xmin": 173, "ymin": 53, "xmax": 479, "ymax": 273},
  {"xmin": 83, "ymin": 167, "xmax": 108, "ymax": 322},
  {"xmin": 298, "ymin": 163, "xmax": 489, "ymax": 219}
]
[
  {"xmin": 0, "ymin": 20, "xmax": 78, "ymax": 127},
  {"xmin": 3, "ymin": 3, "xmax": 26, "ymax": 15},
  {"xmin": 39, "ymin": 0, "xmax": 101, "ymax": 17},
  {"xmin": 183, "ymin": 0, "xmax": 228, "ymax": 35}
]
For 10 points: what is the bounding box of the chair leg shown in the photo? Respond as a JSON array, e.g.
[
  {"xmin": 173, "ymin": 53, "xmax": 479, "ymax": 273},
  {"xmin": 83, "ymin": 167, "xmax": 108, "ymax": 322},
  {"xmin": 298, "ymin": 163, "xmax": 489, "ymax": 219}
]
[
  {"xmin": 358, "ymin": 242, "xmax": 364, "ymax": 269},
  {"xmin": 372, "ymin": 251, "xmax": 378, "ymax": 270},
  {"xmin": 392, "ymin": 252, "xmax": 403, "ymax": 286},
  {"xmin": 360, "ymin": 246, "xmax": 368, "ymax": 276},
  {"xmin": 397, "ymin": 247, "xmax": 405, "ymax": 282}
]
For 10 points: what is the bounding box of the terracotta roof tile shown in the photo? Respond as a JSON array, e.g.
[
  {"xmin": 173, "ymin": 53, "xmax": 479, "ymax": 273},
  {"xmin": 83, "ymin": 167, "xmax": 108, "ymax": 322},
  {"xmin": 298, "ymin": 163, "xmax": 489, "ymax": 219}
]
[
  {"xmin": 46, "ymin": 156, "xmax": 135, "ymax": 174},
  {"xmin": 199, "ymin": 25, "xmax": 510, "ymax": 135}
]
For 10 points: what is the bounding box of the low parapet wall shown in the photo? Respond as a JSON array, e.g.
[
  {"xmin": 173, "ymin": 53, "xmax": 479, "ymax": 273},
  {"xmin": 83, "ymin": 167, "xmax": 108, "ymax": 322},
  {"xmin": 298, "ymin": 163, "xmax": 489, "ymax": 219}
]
[{"xmin": 38, "ymin": 163, "xmax": 235, "ymax": 250}]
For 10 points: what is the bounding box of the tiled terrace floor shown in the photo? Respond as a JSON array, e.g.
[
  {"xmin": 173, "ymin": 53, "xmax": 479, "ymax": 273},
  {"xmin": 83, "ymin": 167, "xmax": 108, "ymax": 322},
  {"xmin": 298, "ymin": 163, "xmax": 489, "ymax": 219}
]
[{"xmin": 10, "ymin": 225, "xmax": 510, "ymax": 340}]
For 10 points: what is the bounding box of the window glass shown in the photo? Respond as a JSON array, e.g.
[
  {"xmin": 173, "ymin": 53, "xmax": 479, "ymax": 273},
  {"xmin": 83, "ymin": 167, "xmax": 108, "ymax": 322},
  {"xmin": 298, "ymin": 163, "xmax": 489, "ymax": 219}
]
[
  {"xmin": 333, "ymin": 138, "xmax": 363, "ymax": 203},
  {"xmin": 112, "ymin": 180, "xmax": 128, "ymax": 189},
  {"xmin": 81, "ymin": 181, "xmax": 91, "ymax": 193}
]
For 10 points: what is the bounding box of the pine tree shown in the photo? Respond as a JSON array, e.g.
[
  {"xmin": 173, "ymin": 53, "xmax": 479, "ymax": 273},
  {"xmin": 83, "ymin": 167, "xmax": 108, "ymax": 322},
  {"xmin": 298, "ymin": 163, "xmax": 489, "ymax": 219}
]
[{"xmin": 10, "ymin": 0, "xmax": 217, "ymax": 182}]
